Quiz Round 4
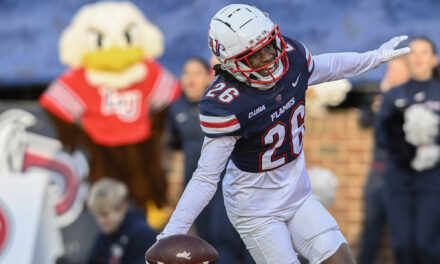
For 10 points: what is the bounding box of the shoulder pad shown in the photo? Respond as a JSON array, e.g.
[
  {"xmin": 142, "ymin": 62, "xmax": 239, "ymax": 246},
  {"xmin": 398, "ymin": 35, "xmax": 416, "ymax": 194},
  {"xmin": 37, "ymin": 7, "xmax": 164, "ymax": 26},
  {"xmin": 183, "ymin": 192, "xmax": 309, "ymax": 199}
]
[{"xmin": 283, "ymin": 37, "xmax": 314, "ymax": 73}]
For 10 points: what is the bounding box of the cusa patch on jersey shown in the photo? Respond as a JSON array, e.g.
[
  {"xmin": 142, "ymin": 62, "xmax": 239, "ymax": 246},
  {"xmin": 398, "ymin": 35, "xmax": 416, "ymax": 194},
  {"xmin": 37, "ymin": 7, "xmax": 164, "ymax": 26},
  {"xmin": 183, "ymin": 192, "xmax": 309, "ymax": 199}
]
[{"xmin": 0, "ymin": 202, "xmax": 11, "ymax": 256}]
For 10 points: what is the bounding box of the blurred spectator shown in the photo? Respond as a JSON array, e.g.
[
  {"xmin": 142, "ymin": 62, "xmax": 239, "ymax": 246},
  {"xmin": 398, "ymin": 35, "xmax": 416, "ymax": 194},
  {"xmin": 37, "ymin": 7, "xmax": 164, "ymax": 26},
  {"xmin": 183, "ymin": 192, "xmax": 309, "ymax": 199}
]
[
  {"xmin": 166, "ymin": 57, "xmax": 253, "ymax": 264},
  {"xmin": 375, "ymin": 37, "xmax": 440, "ymax": 264},
  {"xmin": 167, "ymin": 58, "xmax": 211, "ymax": 186},
  {"xmin": 380, "ymin": 56, "xmax": 413, "ymax": 92},
  {"xmin": 357, "ymin": 56, "xmax": 410, "ymax": 264},
  {"xmin": 87, "ymin": 178, "xmax": 157, "ymax": 264}
]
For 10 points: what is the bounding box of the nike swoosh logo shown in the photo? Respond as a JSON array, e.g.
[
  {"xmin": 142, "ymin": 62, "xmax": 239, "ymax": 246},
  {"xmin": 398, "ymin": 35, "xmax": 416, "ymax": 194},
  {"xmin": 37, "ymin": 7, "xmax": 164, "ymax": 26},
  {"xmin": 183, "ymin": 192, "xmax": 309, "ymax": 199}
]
[{"xmin": 292, "ymin": 73, "xmax": 301, "ymax": 87}]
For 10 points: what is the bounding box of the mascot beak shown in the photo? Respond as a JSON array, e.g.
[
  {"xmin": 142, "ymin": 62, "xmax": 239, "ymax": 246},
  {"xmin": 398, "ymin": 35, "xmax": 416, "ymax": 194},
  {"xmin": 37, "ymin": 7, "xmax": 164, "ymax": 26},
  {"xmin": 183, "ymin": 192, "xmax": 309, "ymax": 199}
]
[{"xmin": 82, "ymin": 45, "xmax": 143, "ymax": 72}]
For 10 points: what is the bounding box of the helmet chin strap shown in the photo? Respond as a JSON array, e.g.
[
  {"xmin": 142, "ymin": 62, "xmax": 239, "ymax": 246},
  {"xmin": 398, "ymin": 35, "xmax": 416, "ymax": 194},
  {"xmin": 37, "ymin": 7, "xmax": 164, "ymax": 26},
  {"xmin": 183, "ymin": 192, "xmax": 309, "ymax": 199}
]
[
  {"xmin": 251, "ymin": 81, "xmax": 276, "ymax": 90},
  {"xmin": 249, "ymin": 63, "xmax": 284, "ymax": 90}
]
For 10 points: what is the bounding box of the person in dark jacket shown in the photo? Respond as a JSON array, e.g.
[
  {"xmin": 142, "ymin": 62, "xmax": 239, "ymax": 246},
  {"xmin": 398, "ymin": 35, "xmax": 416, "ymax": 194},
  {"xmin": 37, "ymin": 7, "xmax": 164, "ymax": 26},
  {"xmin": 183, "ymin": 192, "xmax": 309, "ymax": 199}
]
[
  {"xmin": 87, "ymin": 178, "xmax": 157, "ymax": 264},
  {"xmin": 357, "ymin": 56, "xmax": 409, "ymax": 264},
  {"xmin": 167, "ymin": 57, "xmax": 254, "ymax": 264},
  {"xmin": 375, "ymin": 36, "xmax": 440, "ymax": 264}
]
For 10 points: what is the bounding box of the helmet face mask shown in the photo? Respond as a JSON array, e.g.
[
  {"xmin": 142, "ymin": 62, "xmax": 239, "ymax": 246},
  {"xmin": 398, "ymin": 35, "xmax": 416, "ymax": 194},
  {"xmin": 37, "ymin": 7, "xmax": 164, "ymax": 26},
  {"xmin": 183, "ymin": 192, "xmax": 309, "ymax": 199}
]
[
  {"xmin": 208, "ymin": 4, "xmax": 289, "ymax": 89},
  {"xmin": 226, "ymin": 25, "xmax": 289, "ymax": 85}
]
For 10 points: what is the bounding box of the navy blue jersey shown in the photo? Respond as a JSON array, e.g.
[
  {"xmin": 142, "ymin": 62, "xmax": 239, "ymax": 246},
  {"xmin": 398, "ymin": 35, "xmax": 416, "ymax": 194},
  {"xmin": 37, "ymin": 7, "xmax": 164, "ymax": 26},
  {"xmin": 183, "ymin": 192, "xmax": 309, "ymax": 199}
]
[
  {"xmin": 375, "ymin": 78, "xmax": 440, "ymax": 169},
  {"xmin": 199, "ymin": 37, "xmax": 314, "ymax": 173}
]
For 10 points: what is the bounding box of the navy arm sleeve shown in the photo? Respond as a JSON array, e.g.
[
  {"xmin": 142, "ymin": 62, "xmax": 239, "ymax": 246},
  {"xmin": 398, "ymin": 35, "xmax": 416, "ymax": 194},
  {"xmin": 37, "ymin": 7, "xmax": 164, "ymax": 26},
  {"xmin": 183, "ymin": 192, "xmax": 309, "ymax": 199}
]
[{"xmin": 199, "ymin": 97, "xmax": 241, "ymax": 138}]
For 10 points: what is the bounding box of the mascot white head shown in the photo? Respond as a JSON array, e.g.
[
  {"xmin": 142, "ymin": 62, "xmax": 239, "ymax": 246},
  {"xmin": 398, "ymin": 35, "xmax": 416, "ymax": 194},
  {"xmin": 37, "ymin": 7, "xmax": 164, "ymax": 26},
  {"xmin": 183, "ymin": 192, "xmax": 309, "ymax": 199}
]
[{"xmin": 59, "ymin": 1, "xmax": 163, "ymax": 90}]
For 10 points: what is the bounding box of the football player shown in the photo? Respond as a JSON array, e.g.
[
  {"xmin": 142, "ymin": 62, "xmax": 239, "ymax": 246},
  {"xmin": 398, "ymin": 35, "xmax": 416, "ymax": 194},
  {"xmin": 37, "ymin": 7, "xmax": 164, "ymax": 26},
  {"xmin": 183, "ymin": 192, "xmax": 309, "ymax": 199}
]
[{"xmin": 158, "ymin": 4, "xmax": 410, "ymax": 264}]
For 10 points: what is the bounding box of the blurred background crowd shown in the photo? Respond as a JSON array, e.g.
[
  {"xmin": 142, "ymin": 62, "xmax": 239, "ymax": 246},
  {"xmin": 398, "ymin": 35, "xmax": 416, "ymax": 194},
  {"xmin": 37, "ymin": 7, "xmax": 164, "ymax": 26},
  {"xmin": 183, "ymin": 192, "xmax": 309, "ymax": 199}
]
[{"xmin": 0, "ymin": 1, "xmax": 439, "ymax": 264}]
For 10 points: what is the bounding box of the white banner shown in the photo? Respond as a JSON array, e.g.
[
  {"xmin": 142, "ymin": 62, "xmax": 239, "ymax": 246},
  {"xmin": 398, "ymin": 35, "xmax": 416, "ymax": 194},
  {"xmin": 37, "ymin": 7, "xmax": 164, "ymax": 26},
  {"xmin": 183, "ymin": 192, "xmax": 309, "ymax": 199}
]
[{"xmin": 0, "ymin": 173, "xmax": 64, "ymax": 264}]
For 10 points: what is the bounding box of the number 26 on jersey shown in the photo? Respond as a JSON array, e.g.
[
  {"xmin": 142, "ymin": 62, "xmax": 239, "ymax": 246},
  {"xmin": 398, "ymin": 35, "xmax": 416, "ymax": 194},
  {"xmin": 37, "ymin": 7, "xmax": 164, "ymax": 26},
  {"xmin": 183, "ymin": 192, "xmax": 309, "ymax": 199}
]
[
  {"xmin": 260, "ymin": 103, "xmax": 305, "ymax": 171},
  {"xmin": 205, "ymin": 82, "xmax": 240, "ymax": 104}
]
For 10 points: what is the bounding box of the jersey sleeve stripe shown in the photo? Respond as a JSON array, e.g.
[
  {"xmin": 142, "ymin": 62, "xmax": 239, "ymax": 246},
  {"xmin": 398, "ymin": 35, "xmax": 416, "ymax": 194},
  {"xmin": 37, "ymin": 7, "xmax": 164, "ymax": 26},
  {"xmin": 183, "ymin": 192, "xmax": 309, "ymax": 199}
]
[
  {"xmin": 199, "ymin": 114, "xmax": 240, "ymax": 134},
  {"xmin": 57, "ymin": 80, "xmax": 86, "ymax": 108},
  {"xmin": 201, "ymin": 123, "xmax": 241, "ymax": 134},
  {"xmin": 307, "ymin": 53, "xmax": 314, "ymax": 72},
  {"xmin": 300, "ymin": 41, "xmax": 314, "ymax": 73},
  {"xmin": 49, "ymin": 84, "xmax": 83, "ymax": 114},
  {"xmin": 199, "ymin": 114, "xmax": 236, "ymax": 123},
  {"xmin": 149, "ymin": 68, "xmax": 179, "ymax": 111},
  {"xmin": 40, "ymin": 94, "xmax": 75, "ymax": 122},
  {"xmin": 44, "ymin": 81, "xmax": 85, "ymax": 121},
  {"xmin": 200, "ymin": 118, "xmax": 239, "ymax": 128}
]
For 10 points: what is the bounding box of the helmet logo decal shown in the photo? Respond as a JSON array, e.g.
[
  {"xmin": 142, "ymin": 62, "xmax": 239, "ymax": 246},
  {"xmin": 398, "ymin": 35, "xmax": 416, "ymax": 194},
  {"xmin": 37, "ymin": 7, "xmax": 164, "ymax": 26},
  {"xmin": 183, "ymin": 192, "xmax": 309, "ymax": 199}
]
[{"xmin": 209, "ymin": 36, "xmax": 222, "ymax": 56}]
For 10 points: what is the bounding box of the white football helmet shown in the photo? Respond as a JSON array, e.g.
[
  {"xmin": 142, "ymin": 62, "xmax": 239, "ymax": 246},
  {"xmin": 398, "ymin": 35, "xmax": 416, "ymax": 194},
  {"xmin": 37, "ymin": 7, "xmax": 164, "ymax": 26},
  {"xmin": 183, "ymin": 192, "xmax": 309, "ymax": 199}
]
[{"xmin": 208, "ymin": 4, "xmax": 289, "ymax": 89}]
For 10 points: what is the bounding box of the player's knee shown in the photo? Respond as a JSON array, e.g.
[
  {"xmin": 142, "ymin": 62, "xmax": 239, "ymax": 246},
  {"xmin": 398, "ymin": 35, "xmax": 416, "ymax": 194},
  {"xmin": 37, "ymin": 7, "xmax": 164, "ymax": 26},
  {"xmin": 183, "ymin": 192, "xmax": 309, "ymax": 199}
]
[{"xmin": 321, "ymin": 243, "xmax": 355, "ymax": 264}]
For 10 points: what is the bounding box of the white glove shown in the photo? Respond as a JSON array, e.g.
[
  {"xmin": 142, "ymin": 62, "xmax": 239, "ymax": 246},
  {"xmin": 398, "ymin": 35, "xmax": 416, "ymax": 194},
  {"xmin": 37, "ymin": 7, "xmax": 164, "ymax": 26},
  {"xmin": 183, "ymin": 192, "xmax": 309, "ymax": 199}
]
[
  {"xmin": 411, "ymin": 145, "xmax": 440, "ymax": 171},
  {"xmin": 378, "ymin": 35, "xmax": 411, "ymax": 62},
  {"xmin": 403, "ymin": 104, "xmax": 440, "ymax": 146}
]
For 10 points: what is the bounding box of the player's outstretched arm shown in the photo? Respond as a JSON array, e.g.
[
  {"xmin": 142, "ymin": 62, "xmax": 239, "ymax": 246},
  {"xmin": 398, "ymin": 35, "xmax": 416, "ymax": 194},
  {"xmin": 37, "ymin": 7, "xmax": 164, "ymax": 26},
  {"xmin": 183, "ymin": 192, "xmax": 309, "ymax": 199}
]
[
  {"xmin": 377, "ymin": 35, "xmax": 411, "ymax": 62},
  {"xmin": 308, "ymin": 35, "xmax": 411, "ymax": 85},
  {"xmin": 157, "ymin": 135, "xmax": 239, "ymax": 240}
]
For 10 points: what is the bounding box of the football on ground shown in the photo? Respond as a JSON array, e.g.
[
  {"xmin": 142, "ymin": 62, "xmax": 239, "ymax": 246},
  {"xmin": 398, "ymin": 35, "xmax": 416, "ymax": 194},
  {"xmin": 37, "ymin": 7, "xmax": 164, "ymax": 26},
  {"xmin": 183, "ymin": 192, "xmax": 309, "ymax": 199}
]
[{"xmin": 145, "ymin": 234, "xmax": 218, "ymax": 264}]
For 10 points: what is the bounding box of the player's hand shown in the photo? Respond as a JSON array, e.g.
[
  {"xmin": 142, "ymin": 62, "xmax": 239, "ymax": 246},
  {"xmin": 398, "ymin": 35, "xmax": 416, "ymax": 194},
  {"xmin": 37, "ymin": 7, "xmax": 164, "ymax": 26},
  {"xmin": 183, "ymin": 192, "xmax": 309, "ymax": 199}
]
[{"xmin": 378, "ymin": 35, "xmax": 411, "ymax": 62}]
